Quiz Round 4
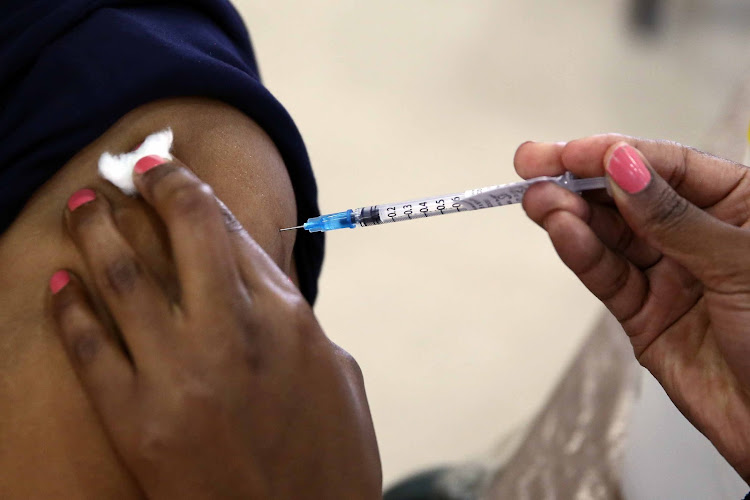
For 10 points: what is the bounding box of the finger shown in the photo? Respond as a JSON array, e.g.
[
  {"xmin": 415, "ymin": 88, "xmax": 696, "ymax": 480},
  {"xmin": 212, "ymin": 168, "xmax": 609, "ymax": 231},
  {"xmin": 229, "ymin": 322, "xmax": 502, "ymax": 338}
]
[
  {"xmin": 563, "ymin": 134, "xmax": 747, "ymax": 207},
  {"xmin": 131, "ymin": 157, "xmax": 244, "ymax": 313},
  {"xmin": 523, "ymin": 182, "xmax": 661, "ymax": 268},
  {"xmin": 586, "ymin": 202, "xmax": 662, "ymax": 269},
  {"xmin": 514, "ymin": 141, "xmax": 567, "ymax": 179},
  {"xmin": 543, "ymin": 209, "xmax": 649, "ymax": 324},
  {"xmin": 212, "ymin": 196, "xmax": 295, "ymax": 295},
  {"xmin": 522, "ymin": 181, "xmax": 588, "ymax": 224},
  {"xmin": 112, "ymin": 196, "xmax": 181, "ymax": 304},
  {"xmin": 530, "ymin": 193, "xmax": 702, "ymax": 357},
  {"xmin": 49, "ymin": 269, "xmax": 134, "ymax": 417},
  {"xmin": 65, "ymin": 189, "xmax": 173, "ymax": 358},
  {"xmin": 514, "ymin": 141, "xmax": 612, "ymax": 206},
  {"xmin": 604, "ymin": 142, "xmax": 750, "ymax": 291}
]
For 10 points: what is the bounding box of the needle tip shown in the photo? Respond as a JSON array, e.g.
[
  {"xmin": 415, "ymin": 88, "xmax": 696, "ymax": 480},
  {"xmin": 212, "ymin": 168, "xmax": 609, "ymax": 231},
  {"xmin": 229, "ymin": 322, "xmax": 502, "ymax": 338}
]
[{"xmin": 279, "ymin": 225, "xmax": 304, "ymax": 232}]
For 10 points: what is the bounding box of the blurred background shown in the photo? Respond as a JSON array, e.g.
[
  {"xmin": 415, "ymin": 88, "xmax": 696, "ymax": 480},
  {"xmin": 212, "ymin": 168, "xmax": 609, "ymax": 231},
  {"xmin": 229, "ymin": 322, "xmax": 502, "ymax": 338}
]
[{"xmin": 235, "ymin": 0, "xmax": 750, "ymax": 488}]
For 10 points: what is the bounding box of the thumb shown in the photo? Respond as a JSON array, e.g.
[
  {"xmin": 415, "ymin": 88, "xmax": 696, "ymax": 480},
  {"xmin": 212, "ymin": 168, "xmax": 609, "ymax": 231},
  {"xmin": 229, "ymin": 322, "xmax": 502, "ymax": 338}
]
[{"xmin": 604, "ymin": 142, "xmax": 750, "ymax": 289}]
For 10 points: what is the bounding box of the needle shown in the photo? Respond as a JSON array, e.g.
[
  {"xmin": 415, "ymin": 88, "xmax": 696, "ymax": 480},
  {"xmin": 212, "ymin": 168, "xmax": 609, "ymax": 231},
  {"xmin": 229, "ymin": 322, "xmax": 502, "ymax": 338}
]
[{"xmin": 279, "ymin": 225, "xmax": 304, "ymax": 232}]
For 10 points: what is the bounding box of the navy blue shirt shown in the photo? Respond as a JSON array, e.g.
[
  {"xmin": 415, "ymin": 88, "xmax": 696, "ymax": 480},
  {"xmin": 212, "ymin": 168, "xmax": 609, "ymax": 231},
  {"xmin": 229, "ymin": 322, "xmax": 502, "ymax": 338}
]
[{"xmin": 0, "ymin": 0, "xmax": 323, "ymax": 304}]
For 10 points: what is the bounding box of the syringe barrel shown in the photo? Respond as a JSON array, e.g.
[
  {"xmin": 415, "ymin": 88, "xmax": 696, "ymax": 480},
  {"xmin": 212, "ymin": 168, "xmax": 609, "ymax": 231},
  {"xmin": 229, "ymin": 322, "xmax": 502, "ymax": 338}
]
[
  {"xmin": 311, "ymin": 173, "xmax": 607, "ymax": 232},
  {"xmin": 458, "ymin": 173, "xmax": 606, "ymax": 210},
  {"xmin": 352, "ymin": 192, "xmax": 466, "ymax": 227}
]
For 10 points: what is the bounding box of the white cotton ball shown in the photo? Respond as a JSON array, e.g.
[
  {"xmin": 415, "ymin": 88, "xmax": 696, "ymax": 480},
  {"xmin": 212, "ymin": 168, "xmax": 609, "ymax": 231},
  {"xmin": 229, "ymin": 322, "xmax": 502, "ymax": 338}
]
[{"xmin": 98, "ymin": 128, "xmax": 174, "ymax": 194}]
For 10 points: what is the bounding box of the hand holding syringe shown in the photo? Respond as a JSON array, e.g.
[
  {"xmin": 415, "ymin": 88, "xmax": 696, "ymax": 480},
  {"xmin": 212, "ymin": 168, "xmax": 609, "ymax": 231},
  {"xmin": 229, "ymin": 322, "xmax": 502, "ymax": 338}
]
[{"xmin": 281, "ymin": 172, "xmax": 607, "ymax": 233}]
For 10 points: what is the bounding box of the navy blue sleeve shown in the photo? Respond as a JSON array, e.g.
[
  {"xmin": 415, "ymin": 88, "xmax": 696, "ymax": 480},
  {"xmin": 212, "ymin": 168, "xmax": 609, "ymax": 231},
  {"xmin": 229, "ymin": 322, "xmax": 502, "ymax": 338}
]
[{"xmin": 0, "ymin": 0, "xmax": 323, "ymax": 304}]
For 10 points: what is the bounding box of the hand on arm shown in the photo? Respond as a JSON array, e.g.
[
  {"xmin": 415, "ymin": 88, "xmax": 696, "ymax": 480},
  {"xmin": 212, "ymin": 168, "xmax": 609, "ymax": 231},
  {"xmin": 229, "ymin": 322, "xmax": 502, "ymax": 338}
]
[
  {"xmin": 516, "ymin": 135, "xmax": 750, "ymax": 482},
  {"xmin": 49, "ymin": 157, "xmax": 381, "ymax": 499}
]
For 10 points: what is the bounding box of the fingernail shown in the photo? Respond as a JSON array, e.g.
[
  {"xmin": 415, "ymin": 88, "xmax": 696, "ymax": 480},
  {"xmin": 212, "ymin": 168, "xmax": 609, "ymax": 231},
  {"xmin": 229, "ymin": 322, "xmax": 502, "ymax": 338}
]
[
  {"xmin": 67, "ymin": 189, "xmax": 96, "ymax": 211},
  {"xmin": 134, "ymin": 155, "xmax": 167, "ymax": 175},
  {"xmin": 606, "ymin": 144, "xmax": 651, "ymax": 194},
  {"xmin": 50, "ymin": 270, "xmax": 70, "ymax": 295}
]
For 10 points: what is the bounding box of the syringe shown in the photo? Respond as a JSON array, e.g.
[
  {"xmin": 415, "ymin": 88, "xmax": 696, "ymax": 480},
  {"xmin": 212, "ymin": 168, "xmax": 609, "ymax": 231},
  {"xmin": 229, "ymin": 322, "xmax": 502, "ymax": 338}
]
[{"xmin": 280, "ymin": 172, "xmax": 607, "ymax": 233}]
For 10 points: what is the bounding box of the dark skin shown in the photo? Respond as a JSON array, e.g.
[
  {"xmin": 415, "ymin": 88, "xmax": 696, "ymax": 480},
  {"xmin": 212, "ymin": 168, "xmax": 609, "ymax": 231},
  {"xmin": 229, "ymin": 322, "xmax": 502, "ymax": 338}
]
[
  {"xmin": 30, "ymin": 104, "xmax": 750, "ymax": 495},
  {"xmin": 0, "ymin": 97, "xmax": 380, "ymax": 498},
  {"xmin": 53, "ymin": 128, "xmax": 750, "ymax": 497},
  {"xmin": 50, "ymin": 158, "xmax": 380, "ymax": 499},
  {"xmin": 516, "ymin": 135, "xmax": 750, "ymax": 483}
]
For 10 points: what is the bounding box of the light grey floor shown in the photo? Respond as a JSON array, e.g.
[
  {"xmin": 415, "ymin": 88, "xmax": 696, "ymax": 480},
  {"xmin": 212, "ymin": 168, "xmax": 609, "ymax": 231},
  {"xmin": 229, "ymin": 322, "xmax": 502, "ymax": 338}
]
[{"xmin": 235, "ymin": 0, "xmax": 750, "ymax": 486}]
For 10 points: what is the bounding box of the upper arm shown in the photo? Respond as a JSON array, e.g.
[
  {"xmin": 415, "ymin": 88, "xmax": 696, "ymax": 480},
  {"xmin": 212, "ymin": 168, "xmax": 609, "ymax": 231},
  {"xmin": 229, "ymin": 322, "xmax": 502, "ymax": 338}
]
[
  {"xmin": 6, "ymin": 96, "xmax": 302, "ymax": 326},
  {"xmin": 0, "ymin": 97, "xmax": 302, "ymax": 497},
  {"xmin": 24, "ymin": 97, "xmax": 301, "ymax": 283},
  {"xmin": 113, "ymin": 97, "xmax": 299, "ymax": 273}
]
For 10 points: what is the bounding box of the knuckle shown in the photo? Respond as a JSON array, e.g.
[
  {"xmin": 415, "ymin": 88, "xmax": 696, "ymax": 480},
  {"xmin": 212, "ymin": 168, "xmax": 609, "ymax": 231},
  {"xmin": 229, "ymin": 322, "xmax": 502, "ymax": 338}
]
[
  {"xmin": 165, "ymin": 182, "xmax": 217, "ymax": 221},
  {"xmin": 643, "ymin": 186, "xmax": 690, "ymax": 233},
  {"xmin": 170, "ymin": 377, "xmax": 222, "ymax": 423},
  {"xmin": 675, "ymin": 145, "xmax": 691, "ymax": 188},
  {"xmin": 329, "ymin": 343, "xmax": 366, "ymax": 387},
  {"xmin": 71, "ymin": 333, "xmax": 101, "ymax": 364},
  {"xmin": 340, "ymin": 349, "xmax": 364, "ymax": 383},
  {"xmin": 52, "ymin": 293, "xmax": 104, "ymax": 365},
  {"xmin": 256, "ymin": 290, "xmax": 323, "ymax": 344},
  {"xmin": 216, "ymin": 198, "xmax": 244, "ymax": 234},
  {"xmin": 134, "ymin": 379, "xmax": 216, "ymax": 461},
  {"xmin": 660, "ymin": 141, "xmax": 690, "ymax": 189},
  {"xmin": 54, "ymin": 303, "xmax": 103, "ymax": 363},
  {"xmin": 179, "ymin": 381, "xmax": 217, "ymax": 410},
  {"xmin": 102, "ymin": 256, "xmax": 143, "ymax": 295},
  {"xmin": 285, "ymin": 294, "xmax": 318, "ymax": 331},
  {"xmin": 598, "ymin": 259, "xmax": 631, "ymax": 302},
  {"xmin": 52, "ymin": 286, "xmax": 78, "ymax": 319},
  {"xmin": 136, "ymin": 422, "xmax": 175, "ymax": 463},
  {"xmin": 141, "ymin": 163, "xmax": 181, "ymax": 194},
  {"xmin": 68, "ymin": 200, "xmax": 103, "ymax": 235},
  {"xmin": 612, "ymin": 223, "xmax": 636, "ymax": 255}
]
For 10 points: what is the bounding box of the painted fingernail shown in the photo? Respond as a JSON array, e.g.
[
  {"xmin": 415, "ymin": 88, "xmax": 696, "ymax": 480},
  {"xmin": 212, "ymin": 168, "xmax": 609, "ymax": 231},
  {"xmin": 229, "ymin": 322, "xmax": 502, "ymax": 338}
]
[
  {"xmin": 134, "ymin": 155, "xmax": 167, "ymax": 175},
  {"xmin": 50, "ymin": 270, "xmax": 70, "ymax": 295},
  {"xmin": 606, "ymin": 144, "xmax": 651, "ymax": 194},
  {"xmin": 67, "ymin": 189, "xmax": 96, "ymax": 211}
]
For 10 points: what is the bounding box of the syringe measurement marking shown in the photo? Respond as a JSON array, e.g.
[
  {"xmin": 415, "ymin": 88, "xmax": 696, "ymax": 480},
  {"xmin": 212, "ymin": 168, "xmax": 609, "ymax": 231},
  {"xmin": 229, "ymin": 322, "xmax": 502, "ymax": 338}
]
[
  {"xmin": 360, "ymin": 185, "xmax": 528, "ymax": 228},
  {"xmin": 452, "ymin": 197, "xmax": 461, "ymax": 212},
  {"xmin": 376, "ymin": 196, "xmax": 463, "ymax": 225}
]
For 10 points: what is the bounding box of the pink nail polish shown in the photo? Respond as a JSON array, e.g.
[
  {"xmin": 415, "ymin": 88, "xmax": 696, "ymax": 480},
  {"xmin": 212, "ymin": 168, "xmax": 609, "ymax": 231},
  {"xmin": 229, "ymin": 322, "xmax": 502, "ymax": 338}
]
[
  {"xmin": 606, "ymin": 144, "xmax": 651, "ymax": 194},
  {"xmin": 134, "ymin": 155, "xmax": 167, "ymax": 175},
  {"xmin": 50, "ymin": 270, "xmax": 70, "ymax": 295},
  {"xmin": 67, "ymin": 189, "xmax": 96, "ymax": 211}
]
